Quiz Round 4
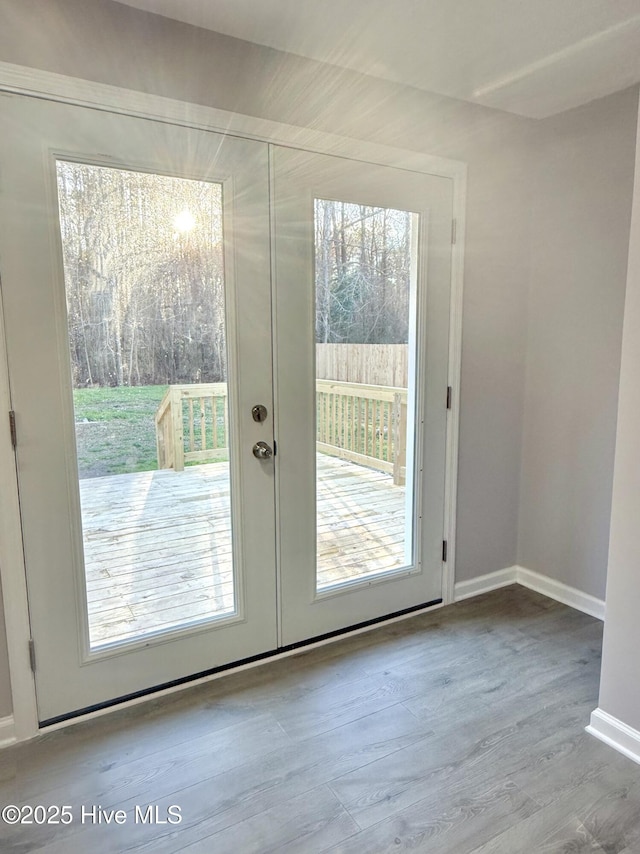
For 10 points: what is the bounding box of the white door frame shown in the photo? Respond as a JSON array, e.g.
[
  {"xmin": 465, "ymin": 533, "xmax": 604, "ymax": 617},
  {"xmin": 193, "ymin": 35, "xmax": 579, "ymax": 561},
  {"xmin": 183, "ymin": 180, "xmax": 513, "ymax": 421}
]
[{"xmin": 0, "ymin": 60, "xmax": 467, "ymax": 744}]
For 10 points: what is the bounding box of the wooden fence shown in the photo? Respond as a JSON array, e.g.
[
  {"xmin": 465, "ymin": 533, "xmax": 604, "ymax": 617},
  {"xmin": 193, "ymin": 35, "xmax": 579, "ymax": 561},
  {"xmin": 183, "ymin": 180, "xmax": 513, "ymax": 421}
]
[
  {"xmin": 156, "ymin": 380, "xmax": 407, "ymax": 484},
  {"xmin": 316, "ymin": 344, "xmax": 408, "ymax": 387}
]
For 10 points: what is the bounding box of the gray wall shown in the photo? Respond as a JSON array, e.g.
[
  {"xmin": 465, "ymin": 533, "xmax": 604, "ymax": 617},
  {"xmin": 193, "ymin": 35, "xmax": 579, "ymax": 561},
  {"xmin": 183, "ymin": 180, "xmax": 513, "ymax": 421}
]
[
  {"xmin": 0, "ymin": 0, "xmax": 539, "ymax": 719},
  {"xmin": 518, "ymin": 88, "xmax": 638, "ymax": 600},
  {"xmin": 599, "ymin": 96, "xmax": 640, "ymax": 731}
]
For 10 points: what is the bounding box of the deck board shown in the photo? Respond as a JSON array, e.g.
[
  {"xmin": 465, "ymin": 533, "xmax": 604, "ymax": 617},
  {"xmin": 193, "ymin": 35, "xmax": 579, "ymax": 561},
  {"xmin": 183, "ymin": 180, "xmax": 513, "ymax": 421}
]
[{"xmin": 79, "ymin": 454, "xmax": 407, "ymax": 647}]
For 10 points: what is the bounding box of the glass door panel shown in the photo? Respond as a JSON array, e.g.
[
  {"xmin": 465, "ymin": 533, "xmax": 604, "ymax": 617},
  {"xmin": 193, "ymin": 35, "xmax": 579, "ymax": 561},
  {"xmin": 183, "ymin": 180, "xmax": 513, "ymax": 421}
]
[
  {"xmin": 0, "ymin": 96, "xmax": 276, "ymax": 722},
  {"xmin": 274, "ymin": 146, "xmax": 453, "ymax": 645},
  {"xmin": 314, "ymin": 199, "xmax": 418, "ymax": 590},
  {"xmin": 56, "ymin": 162, "xmax": 236, "ymax": 649}
]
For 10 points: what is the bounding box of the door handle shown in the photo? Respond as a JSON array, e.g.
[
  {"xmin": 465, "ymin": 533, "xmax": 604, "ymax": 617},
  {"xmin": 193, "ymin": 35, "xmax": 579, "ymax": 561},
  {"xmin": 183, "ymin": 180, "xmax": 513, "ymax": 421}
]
[{"xmin": 252, "ymin": 441, "xmax": 274, "ymax": 460}]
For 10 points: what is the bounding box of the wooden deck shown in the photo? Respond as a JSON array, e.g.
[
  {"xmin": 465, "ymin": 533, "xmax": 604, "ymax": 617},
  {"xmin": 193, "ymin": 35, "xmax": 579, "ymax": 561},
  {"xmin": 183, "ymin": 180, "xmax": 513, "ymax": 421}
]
[{"xmin": 79, "ymin": 455, "xmax": 407, "ymax": 647}]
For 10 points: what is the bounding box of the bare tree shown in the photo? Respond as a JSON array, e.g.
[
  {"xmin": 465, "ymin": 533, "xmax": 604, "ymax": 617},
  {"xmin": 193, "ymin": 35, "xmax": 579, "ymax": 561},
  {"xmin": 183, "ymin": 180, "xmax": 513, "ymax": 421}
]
[
  {"xmin": 314, "ymin": 200, "xmax": 412, "ymax": 345},
  {"xmin": 58, "ymin": 169, "xmax": 413, "ymax": 389},
  {"xmin": 57, "ymin": 162, "xmax": 226, "ymax": 387}
]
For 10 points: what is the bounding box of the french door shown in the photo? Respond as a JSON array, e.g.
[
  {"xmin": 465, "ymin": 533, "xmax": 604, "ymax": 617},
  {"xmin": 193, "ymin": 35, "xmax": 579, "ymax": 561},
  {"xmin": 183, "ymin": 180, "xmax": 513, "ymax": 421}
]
[
  {"xmin": 0, "ymin": 95, "xmax": 453, "ymax": 723},
  {"xmin": 273, "ymin": 148, "xmax": 452, "ymax": 643},
  {"xmin": 0, "ymin": 97, "xmax": 278, "ymax": 722}
]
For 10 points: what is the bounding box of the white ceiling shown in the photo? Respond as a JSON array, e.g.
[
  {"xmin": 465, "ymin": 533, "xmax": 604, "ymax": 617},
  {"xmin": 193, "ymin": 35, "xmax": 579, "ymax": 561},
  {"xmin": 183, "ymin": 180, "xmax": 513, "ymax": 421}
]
[{"xmin": 117, "ymin": 0, "xmax": 640, "ymax": 118}]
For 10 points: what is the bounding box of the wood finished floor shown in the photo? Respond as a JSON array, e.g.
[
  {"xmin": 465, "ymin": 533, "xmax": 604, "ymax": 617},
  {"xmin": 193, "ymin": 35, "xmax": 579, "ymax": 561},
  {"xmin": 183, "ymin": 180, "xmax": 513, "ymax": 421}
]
[
  {"xmin": 2, "ymin": 586, "xmax": 640, "ymax": 853},
  {"xmin": 80, "ymin": 454, "xmax": 407, "ymax": 646}
]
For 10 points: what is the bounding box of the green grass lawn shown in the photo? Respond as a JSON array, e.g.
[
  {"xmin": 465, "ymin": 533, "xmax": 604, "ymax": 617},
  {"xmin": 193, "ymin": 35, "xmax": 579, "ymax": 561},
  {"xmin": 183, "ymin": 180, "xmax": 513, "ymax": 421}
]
[
  {"xmin": 73, "ymin": 385, "xmax": 232, "ymax": 479},
  {"xmin": 74, "ymin": 385, "xmax": 168, "ymax": 479}
]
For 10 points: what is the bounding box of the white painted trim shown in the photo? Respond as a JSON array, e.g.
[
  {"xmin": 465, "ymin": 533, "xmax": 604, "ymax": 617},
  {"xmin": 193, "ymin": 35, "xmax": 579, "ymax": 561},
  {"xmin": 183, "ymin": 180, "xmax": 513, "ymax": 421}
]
[
  {"xmin": 587, "ymin": 708, "xmax": 640, "ymax": 766},
  {"xmin": 454, "ymin": 567, "xmax": 518, "ymax": 601},
  {"xmin": 0, "ymin": 282, "xmax": 40, "ymax": 743},
  {"xmin": 0, "ymin": 715, "xmax": 16, "ymax": 748},
  {"xmin": 516, "ymin": 566, "xmax": 606, "ymax": 621},
  {"xmin": 442, "ymin": 173, "xmax": 466, "ymax": 606},
  {"xmin": 0, "ymin": 60, "xmax": 466, "ymax": 740},
  {"xmin": 454, "ymin": 564, "xmax": 605, "ymax": 621}
]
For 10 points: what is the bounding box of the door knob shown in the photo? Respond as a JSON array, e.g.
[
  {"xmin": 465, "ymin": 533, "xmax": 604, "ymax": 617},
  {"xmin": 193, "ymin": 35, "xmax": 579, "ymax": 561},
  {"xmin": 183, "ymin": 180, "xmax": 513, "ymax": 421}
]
[{"xmin": 252, "ymin": 441, "xmax": 274, "ymax": 460}]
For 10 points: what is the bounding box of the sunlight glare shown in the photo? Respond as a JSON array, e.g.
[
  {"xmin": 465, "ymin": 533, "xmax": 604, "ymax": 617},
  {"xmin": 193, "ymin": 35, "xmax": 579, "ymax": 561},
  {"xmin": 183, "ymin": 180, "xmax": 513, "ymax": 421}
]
[{"xmin": 174, "ymin": 208, "xmax": 196, "ymax": 233}]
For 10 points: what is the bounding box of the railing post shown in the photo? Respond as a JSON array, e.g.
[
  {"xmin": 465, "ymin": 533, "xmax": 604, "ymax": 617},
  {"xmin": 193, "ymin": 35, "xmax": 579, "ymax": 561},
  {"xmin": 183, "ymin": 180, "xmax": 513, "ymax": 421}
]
[
  {"xmin": 156, "ymin": 423, "xmax": 164, "ymax": 469},
  {"xmin": 155, "ymin": 387, "xmax": 172, "ymax": 470},
  {"xmin": 393, "ymin": 392, "xmax": 407, "ymax": 486},
  {"xmin": 171, "ymin": 387, "xmax": 185, "ymax": 472}
]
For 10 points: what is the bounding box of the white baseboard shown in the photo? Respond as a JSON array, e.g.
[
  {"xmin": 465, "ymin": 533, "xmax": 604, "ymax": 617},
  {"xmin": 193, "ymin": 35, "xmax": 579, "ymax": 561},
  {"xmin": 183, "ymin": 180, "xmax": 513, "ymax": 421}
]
[
  {"xmin": 515, "ymin": 566, "xmax": 605, "ymax": 621},
  {"xmin": 454, "ymin": 567, "xmax": 518, "ymax": 601},
  {"xmin": 587, "ymin": 708, "xmax": 640, "ymax": 766},
  {"xmin": 454, "ymin": 565, "xmax": 605, "ymax": 621},
  {"xmin": 0, "ymin": 716, "xmax": 16, "ymax": 748}
]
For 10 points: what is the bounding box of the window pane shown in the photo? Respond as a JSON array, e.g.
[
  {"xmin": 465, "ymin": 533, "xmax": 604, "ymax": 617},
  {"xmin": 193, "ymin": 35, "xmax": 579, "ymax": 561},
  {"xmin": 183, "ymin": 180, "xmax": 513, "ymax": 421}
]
[
  {"xmin": 314, "ymin": 199, "xmax": 417, "ymax": 590},
  {"xmin": 57, "ymin": 162, "xmax": 236, "ymax": 648}
]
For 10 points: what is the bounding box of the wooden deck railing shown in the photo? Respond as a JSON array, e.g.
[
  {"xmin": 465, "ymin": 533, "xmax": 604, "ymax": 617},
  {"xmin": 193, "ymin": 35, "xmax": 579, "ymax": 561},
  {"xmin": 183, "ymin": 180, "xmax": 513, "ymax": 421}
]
[
  {"xmin": 316, "ymin": 380, "xmax": 407, "ymax": 485},
  {"xmin": 155, "ymin": 383, "xmax": 229, "ymax": 472},
  {"xmin": 156, "ymin": 381, "xmax": 408, "ymax": 484}
]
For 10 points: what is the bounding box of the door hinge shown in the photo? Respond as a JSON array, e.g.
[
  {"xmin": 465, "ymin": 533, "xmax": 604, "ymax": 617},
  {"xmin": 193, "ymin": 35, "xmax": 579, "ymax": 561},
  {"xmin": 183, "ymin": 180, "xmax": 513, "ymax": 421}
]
[
  {"xmin": 28, "ymin": 638, "xmax": 36, "ymax": 673},
  {"xmin": 451, "ymin": 218, "xmax": 457, "ymax": 245},
  {"xmin": 8, "ymin": 410, "xmax": 16, "ymax": 448},
  {"xmin": 273, "ymin": 439, "xmax": 277, "ymax": 457},
  {"xmin": 442, "ymin": 540, "xmax": 448, "ymax": 562},
  {"xmin": 446, "ymin": 386, "xmax": 452, "ymax": 410}
]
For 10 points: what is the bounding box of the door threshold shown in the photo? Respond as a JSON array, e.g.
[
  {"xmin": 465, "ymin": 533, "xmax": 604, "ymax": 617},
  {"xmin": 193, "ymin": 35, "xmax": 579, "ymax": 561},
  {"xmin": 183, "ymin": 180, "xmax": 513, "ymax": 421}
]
[{"xmin": 39, "ymin": 598, "xmax": 443, "ymax": 730}]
